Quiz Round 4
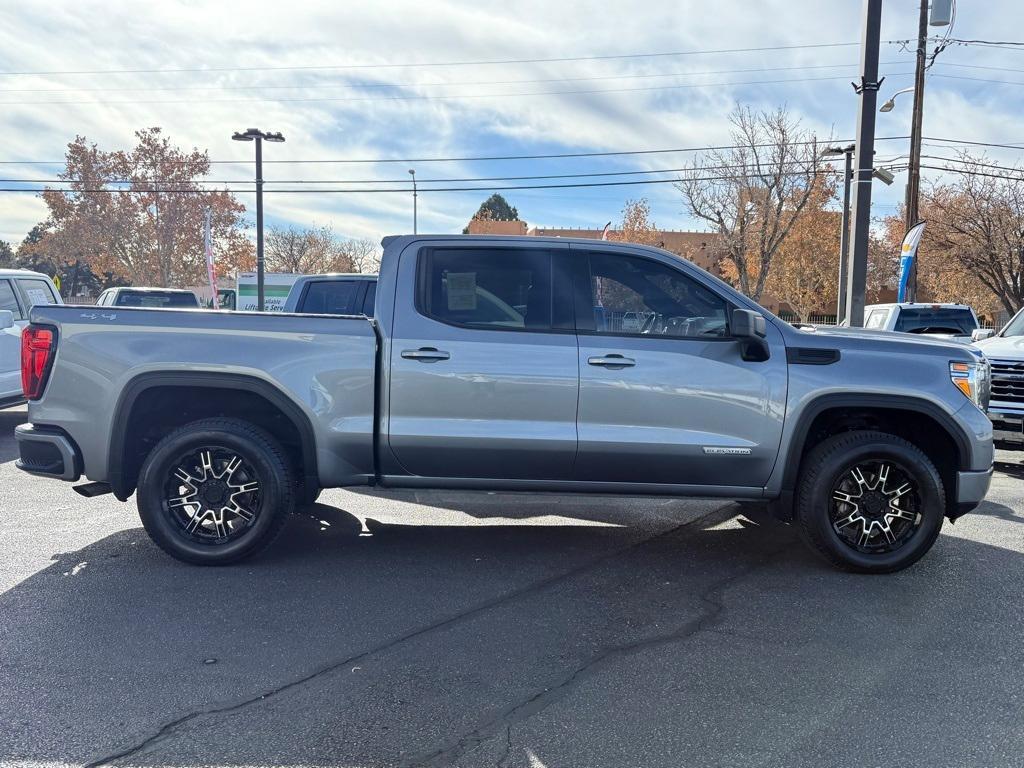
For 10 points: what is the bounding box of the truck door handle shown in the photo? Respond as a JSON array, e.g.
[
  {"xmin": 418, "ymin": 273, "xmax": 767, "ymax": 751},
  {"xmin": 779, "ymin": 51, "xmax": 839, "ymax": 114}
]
[
  {"xmin": 401, "ymin": 347, "xmax": 450, "ymax": 362},
  {"xmin": 588, "ymin": 354, "xmax": 636, "ymax": 368}
]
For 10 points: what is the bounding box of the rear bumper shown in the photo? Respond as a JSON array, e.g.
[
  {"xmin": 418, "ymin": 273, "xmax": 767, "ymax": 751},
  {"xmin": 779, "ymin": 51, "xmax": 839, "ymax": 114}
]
[
  {"xmin": 951, "ymin": 467, "xmax": 993, "ymax": 519},
  {"xmin": 15, "ymin": 423, "xmax": 82, "ymax": 481}
]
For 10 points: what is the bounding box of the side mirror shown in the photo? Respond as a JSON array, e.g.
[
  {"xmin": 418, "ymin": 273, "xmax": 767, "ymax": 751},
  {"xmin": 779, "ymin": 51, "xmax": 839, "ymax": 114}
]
[
  {"xmin": 0, "ymin": 310, "xmax": 13, "ymax": 330},
  {"xmin": 732, "ymin": 309, "xmax": 770, "ymax": 362},
  {"xmin": 971, "ymin": 328, "xmax": 995, "ymax": 342}
]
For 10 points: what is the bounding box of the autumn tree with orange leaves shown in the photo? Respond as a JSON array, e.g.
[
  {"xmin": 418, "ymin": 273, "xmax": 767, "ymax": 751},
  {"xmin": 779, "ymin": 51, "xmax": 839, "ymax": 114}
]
[
  {"xmin": 40, "ymin": 128, "xmax": 253, "ymax": 288},
  {"xmin": 612, "ymin": 198, "xmax": 662, "ymax": 247},
  {"xmin": 913, "ymin": 155, "xmax": 1024, "ymax": 317}
]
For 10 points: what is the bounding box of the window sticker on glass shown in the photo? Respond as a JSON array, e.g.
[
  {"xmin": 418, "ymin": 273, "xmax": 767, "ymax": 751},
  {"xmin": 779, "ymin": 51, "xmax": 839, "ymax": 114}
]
[
  {"xmin": 25, "ymin": 288, "xmax": 52, "ymax": 307},
  {"xmin": 446, "ymin": 272, "xmax": 477, "ymax": 311}
]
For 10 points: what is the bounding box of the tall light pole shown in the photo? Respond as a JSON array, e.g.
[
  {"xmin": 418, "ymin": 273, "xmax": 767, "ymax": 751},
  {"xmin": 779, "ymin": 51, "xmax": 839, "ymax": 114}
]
[
  {"xmin": 823, "ymin": 144, "xmax": 856, "ymax": 322},
  {"xmin": 408, "ymin": 168, "xmax": 418, "ymax": 234},
  {"xmin": 232, "ymin": 128, "xmax": 285, "ymax": 311},
  {"xmin": 825, "ymin": 144, "xmax": 894, "ymax": 322}
]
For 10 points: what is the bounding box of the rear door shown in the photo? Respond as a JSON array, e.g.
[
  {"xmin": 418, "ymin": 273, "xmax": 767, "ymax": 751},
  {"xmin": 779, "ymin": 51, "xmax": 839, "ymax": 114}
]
[
  {"xmin": 387, "ymin": 242, "xmax": 579, "ymax": 480},
  {"xmin": 0, "ymin": 279, "xmax": 24, "ymax": 399},
  {"xmin": 573, "ymin": 247, "xmax": 787, "ymax": 488}
]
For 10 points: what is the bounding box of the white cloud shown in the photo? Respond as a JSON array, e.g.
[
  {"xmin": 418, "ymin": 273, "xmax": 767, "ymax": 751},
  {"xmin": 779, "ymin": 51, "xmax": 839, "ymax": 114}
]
[{"xmin": 0, "ymin": 0, "xmax": 1021, "ymax": 246}]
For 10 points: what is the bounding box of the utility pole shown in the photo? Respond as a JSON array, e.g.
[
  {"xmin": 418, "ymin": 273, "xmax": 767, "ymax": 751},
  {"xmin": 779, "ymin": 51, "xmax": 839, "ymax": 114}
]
[
  {"xmin": 845, "ymin": 0, "xmax": 883, "ymax": 328},
  {"xmin": 904, "ymin": 0, "xmax": 929, "ymax": 302}
]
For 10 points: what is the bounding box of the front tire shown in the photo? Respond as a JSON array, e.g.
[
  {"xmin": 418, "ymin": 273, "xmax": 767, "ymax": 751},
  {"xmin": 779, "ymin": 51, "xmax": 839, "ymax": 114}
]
[
  {"xmin": 795, "ymin": 430, "xmax": 944, "ymax": 573},
  {"xmin": 136, "ymin": 418, "xmax": 294, "ymax": 565}
]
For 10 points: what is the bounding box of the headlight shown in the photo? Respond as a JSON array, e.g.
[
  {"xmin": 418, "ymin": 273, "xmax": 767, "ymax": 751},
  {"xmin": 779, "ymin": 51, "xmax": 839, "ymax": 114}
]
[{"xmin": 950, "ymin": 359, "xmax": 990, "ymax": 410}]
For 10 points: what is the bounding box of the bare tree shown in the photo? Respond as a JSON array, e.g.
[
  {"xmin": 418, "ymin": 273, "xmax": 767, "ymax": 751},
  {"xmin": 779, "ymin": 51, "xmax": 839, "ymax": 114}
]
[
  {"xmin": 265, "ymin": 225, "xmax": 355, "ymax": 274},
  {"xmin": 342, "ymin": 238, "xmax": 381, "ymax": 274},
  {"xmin": 678, "ymin": 105, "xmax": 822, "ymax": 300},
  {"xmin": 924, "ymin": 154, "xmax": 1024, "ymax": 315}
]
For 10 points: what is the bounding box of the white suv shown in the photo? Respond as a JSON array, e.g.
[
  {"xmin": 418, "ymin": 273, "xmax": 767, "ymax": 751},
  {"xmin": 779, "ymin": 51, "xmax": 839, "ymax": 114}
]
[{"xmin": 0, "ymin": 269, "xmax": 63, "ymax": 408}]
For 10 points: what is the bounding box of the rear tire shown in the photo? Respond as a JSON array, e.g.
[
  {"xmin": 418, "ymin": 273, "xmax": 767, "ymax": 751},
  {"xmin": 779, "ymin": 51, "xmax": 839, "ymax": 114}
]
[
  {"xmin": 795, "ymin": 430, "xmax": 944, "ymax": 573},
  {"xmin": 136, "ymin": 418, "xmax": 294, "ymax": 565}
]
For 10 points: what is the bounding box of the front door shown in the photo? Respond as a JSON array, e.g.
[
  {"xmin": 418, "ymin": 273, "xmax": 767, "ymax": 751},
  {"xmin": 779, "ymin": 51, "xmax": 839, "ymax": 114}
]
[
  {"xmin": 387, "ymin": 243, "xmax": 579, "ymax": 480},
  {"xmin": 573, "ymin": 248, "xmax": 787, "ymax": 489}
]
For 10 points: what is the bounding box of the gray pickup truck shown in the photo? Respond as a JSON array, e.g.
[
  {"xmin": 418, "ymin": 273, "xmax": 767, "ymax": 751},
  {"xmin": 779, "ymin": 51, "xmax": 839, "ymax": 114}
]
[{"xmin": 15, "ymin": 235, "xmax": 994, "ymax": 573}]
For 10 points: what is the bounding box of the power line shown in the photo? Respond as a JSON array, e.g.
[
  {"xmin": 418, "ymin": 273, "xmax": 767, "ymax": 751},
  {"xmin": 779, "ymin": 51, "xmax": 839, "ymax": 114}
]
[
  {"xmin": 923, "ymin": 136, "xmax": 1024, "ymax": 151},
  {"xmin": 13, "ymin": 134, "xmax": 1018, "ymax": 170},
  {"xmin": 0, "ymin": 136, "xmax": 912, "ymax": 166},
  {"xmin": 932, "ymin": 73, "xmax": 1024, "ymax": 87},
  {"xmin": 0, "ymin": 60, "xmax": 910, "ymax": 95},
  {"xmin": 0, "ymin": 168, "xmax": 845, "ymax": 194},
  {"xmin": 0, "ymin": 42, "xmax": 869, "ymax": 77},
  {"xmin": 0, "ymin": 71, "xmax": 916, "ymax": 106},
  {"xmin": 0, "ymin": 157, "xmax": 850, "ymax": 186},
  {"xmin": 919, "ymin": 154, "xmax": 1024, "ymax": 172},
  {"xmin": 920, "ymin": 163, "xmax": 1024, "ymax": 181}
]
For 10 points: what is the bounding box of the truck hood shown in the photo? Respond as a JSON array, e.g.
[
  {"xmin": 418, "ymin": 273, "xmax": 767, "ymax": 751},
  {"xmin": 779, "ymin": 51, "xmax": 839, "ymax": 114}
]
[
  {"xmin": 787, "ymin": 323, "xmax": 978, "ymax": 358},
  {"xmin": 974, "ymin": 334, "xmax": 1024, "ymax": 359}
]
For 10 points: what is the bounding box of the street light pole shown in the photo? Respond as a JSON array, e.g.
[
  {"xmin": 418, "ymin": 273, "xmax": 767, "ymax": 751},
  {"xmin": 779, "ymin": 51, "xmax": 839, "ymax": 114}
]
[
  {"xmin": 232, "ymin": 128, "xmax": 285, "ymax": 312},
  {"xmin": 408, "ymin": 169, "xmax": 418, "ymax": 234},
  {"xmin": 845, "ymin": 0, "xmax": 883, "ymax": 328},
  {"xmin": 825, "ymin": 144, "xmax": 856, "ymax": 322},
  {"xmin": 255, "ymin": 135, "xmax": 264, "ymax": 310}
]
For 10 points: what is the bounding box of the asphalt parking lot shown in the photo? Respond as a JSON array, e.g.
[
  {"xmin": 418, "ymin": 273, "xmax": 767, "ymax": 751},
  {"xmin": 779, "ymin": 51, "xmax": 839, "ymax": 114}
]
[{"xmin": 2, "ymin": 405, "xmax": 1024, "ymax": 768}]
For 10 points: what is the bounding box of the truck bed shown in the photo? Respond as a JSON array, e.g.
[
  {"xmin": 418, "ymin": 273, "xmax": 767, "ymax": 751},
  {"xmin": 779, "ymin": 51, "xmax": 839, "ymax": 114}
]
[{"xmin": 28, "ymin": 305, "xmax": 379, "ymax": 487}]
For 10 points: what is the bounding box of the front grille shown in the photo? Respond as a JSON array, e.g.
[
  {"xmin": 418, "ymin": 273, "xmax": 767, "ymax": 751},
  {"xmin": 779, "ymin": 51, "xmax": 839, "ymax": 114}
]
[{"xmin": 990, "ymin": 358, "xmax": 1024, "ymax": 405}]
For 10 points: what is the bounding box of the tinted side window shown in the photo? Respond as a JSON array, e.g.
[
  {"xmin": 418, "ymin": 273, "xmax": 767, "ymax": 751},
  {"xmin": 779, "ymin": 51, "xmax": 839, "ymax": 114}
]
[
  {"xmin": 0, "ymin": 280, "xmax": 22, "ymax": 319},
  {"xmin": 18, "ymin": 278, "xmax": 57, "ymax": 309},
  {"xmin": 300, "ymin": 281, "xmax": 359, "ymax": 315},
  {"xmin": 421, "ymin": 248, "xmax": 552, "ymax": 331},
  {"xmin": 587, "ymin": 252, "xmax": 729, "ymax": 338},
  {"xmin": 894, "ymin": 307, "xmax": 976, "ymax": 335},
  {"xmin": 361, "ymin": 282, "xmax": 377, "ymax": 316}
]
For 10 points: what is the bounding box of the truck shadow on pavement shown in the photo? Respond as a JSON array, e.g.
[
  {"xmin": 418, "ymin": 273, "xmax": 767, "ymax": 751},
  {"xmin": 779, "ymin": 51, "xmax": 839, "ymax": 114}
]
[
  {"xmin": 0, "ymin": 408, "xmax": 25, "ymax": 464},
  {"xmin": 1, "ymin": 496, "xmax": 1022, "ymax": 767}
]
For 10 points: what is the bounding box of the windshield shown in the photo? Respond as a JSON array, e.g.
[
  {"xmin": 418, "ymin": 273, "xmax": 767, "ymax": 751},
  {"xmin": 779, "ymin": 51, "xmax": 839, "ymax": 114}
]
[
  {"xmin": 1003, "ymin": 310, "xmax": 1024, "ymax": 337},
  {"xmin": 894, "ymin": 307, "xmax": 977, "ymax": 336},
  {"xmin": 114, "ymin": 291, "xmax": 199, "ymax": 308}
]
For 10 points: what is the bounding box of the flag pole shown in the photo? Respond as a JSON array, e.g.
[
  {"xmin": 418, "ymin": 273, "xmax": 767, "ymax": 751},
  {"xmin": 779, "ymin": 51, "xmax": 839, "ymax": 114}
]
[{"xmin": 204, "ymin": 206, "xmax": 219, "ymax": 309}]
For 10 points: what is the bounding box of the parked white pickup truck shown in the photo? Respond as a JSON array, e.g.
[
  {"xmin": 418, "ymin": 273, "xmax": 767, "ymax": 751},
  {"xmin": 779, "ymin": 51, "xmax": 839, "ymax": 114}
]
[
  {"xmin": 863, "ymin": 303, "xmax": 980, "ymax": 342},
  {"xmin": 974, "ymin": 307, "xmax": 1024, "ymax": 448},
  {"xmin": 0, "ymin": 268, "xmax": 62, "ymax": 408}
]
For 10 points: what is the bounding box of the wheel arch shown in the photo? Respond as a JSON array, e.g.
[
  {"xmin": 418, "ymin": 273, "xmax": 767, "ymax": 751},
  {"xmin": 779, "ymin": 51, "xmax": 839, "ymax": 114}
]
[
  {"xmin": 108, "ymin": 372, "xmax": 318, "ymax": 501},
  {"xmin": 777, "ymin": 393, "xmax": 973, "ymax": 516}
]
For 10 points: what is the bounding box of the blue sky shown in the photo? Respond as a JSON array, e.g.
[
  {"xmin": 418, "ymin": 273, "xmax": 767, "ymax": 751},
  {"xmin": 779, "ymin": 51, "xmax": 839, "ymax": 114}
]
[{"xmin": 1, "ymin": 0, "xmax": 1023, "ymax": 246}]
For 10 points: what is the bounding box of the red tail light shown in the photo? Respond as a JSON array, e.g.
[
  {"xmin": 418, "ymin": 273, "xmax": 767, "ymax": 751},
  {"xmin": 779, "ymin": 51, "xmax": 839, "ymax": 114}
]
[{"xmin": 21, "ymin": 326, "xmax": 56, "ymax": 400}]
